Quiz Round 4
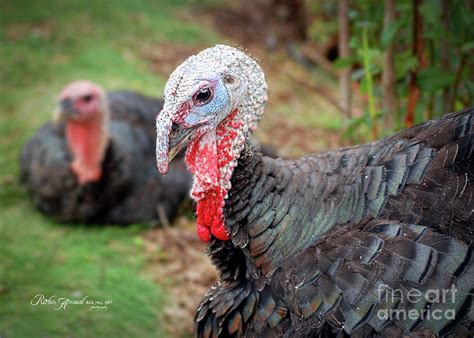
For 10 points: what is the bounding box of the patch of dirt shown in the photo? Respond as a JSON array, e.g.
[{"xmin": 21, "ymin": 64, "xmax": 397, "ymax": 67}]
[
  {"xmin": 5, "ymin": 21, "xmax": 54, "ymax": 41},
  {"xmin": 259, "ymin": 115, "xmax": 341, "ymax": 158},
  {"xmin": 142, "ymin": 217, "xmax": 217, "ymax": 337},
  {"xmin": 141, "ymin": 43, "xmax": 203, "ymax": 78},
  {"xmin": 203, "ymin": 0, "xmax": 306, "ymax": 50}
]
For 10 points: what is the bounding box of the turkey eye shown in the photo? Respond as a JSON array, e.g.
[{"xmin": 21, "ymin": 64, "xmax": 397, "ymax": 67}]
[
  {"xmin": 193, "ymin": 86, "xmax": 213, "ymax": 106},
  {"xmin": 224, "ymin": 75, "xmax": 234, "ymax": 84},
  {"xmin": 83, "ymin": 95, "xmax": 93, "ymax": 103}
]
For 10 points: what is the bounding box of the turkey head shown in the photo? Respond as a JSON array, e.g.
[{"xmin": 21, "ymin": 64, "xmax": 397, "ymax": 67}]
[
  {"xmin": 156, "ymin": 45, "xmax": 268, "ymax": 242},
  {"xmin": 54, "ymin": 80, "xmax": 109, "ymax": 185}
]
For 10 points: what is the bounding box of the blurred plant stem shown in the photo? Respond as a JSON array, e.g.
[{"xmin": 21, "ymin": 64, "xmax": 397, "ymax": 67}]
[
  {"xmin": 450, "ymin": 53, "xmax": 467, "ymax": 112},
  {"xmin": 382, "ymin": 0, "xmax": 398, "ymax": 126},
  {"xmin": 362, "ymin": 27, "xmax": 378, "ymax": 139}
]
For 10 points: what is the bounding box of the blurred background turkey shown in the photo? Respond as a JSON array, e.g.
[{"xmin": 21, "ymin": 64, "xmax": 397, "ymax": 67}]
[
  {"xmin": 1, "ymin": 0, "xmax": 473, "ymax": 337},
  {"xmin": 20, "ymin": 80, "xmax": 193, "ymax": 225}
]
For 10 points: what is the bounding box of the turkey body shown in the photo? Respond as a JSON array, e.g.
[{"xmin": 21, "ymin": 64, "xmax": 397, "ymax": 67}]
[
  {"xmin": 196, "ymin": 108, "xmax": 474, "ymax": 337},
  {"xmin": 20, "ymin": 90, "xmax": 192, "ymax": 224}
]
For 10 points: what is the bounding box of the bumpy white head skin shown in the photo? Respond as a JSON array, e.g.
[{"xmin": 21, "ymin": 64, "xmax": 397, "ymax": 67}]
[
  {"xmin": 156, "ymin": 45, "xmax": 267, "ymax": 174},
  {"xmin": 156, "ymin": 45, "xmax": 268, "ymax": 242}
]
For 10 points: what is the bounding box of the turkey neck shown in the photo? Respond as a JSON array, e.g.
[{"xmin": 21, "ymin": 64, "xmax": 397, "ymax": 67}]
[
  {"xmin": 65, "ymin": 114, "xmax": 108, "ymax": 184},
  {"xmin": 204, "ymin": 143, "xmax": 269, "ymax": 281}
]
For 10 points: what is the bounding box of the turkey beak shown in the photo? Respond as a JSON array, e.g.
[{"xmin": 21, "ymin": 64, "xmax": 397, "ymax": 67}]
[
  {"xmin": 169, "ymin": 122, "xmax": 197, "ymax": 161},
  {"xmin": 156, "ymin": 105, "xmax": 195, "ymax": 175},
  {"xmin": 156, "ymin": 119, "xmax": 197, "ymax": 176},
  {"xmin": 53, "ymin": 98, "xmax": 78, "ymax": 123}
]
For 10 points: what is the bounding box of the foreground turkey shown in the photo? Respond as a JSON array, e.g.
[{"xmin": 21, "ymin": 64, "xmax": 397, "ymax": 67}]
[
  {"xmin": 21, "ymin": 80, "xmax": 192, "ymax": 224},
  {"xmin": 156, "ymin": 45, "xmax": 473, "ymax": 337}
]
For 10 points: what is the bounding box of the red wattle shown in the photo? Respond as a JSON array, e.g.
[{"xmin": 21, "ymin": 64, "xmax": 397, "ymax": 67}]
[
  {"xmin": 197, "ymin": 223, "xmax": 212, "ymax": 242},
  {"xmin": 185, "ymin": 110, "xmax": 242, "ymax": 243},
  {"xmin": 195, "ymin": 186, "xmax": 229, "ymax": 242},
  {"xmin": 66, "ymin": 119, "xmax": 104, "ymax": 184},
  {"xmin": 211, "ymin": 220, "xmax": 230, "ymax": 240}
]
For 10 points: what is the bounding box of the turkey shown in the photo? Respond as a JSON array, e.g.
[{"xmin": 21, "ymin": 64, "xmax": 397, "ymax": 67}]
[
  {"xmin": 156, "ymin": 45, "xmax": 474, "ymax": 337},
  {"xmin": 21, "ymin": 80, "xmax": 192, "ymax": 225}
]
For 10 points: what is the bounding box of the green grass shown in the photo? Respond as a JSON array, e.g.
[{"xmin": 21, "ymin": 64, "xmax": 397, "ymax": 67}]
[
  {"xmin": 0, "ymin": 209, "xmax": 165, "ymax": 337},
  {"xmin": 0, "ymin": 0, "xmax": 218, "ymax": 336}
]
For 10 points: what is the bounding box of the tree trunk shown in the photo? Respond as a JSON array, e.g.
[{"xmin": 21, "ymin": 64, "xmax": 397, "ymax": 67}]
[
  {"xmin": 406, "ymin": 0, "xmax": 427, "ymax": 128},
  {"xmin": 290, "ymin": 0, "xmax": 308, "ymax": 41},
  {"xmin": 382, "ymin": 0, "xmax": 398, "ymax": 128},
  {"xmin": 338, "ymin": 0, "xmax": 352, "ymax": 118}
]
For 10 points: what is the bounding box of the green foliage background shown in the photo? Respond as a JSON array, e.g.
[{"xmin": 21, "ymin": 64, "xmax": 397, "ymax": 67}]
[{"xmin": 308, "ymin": 0, "xmax": 474, "ymax": 140}]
